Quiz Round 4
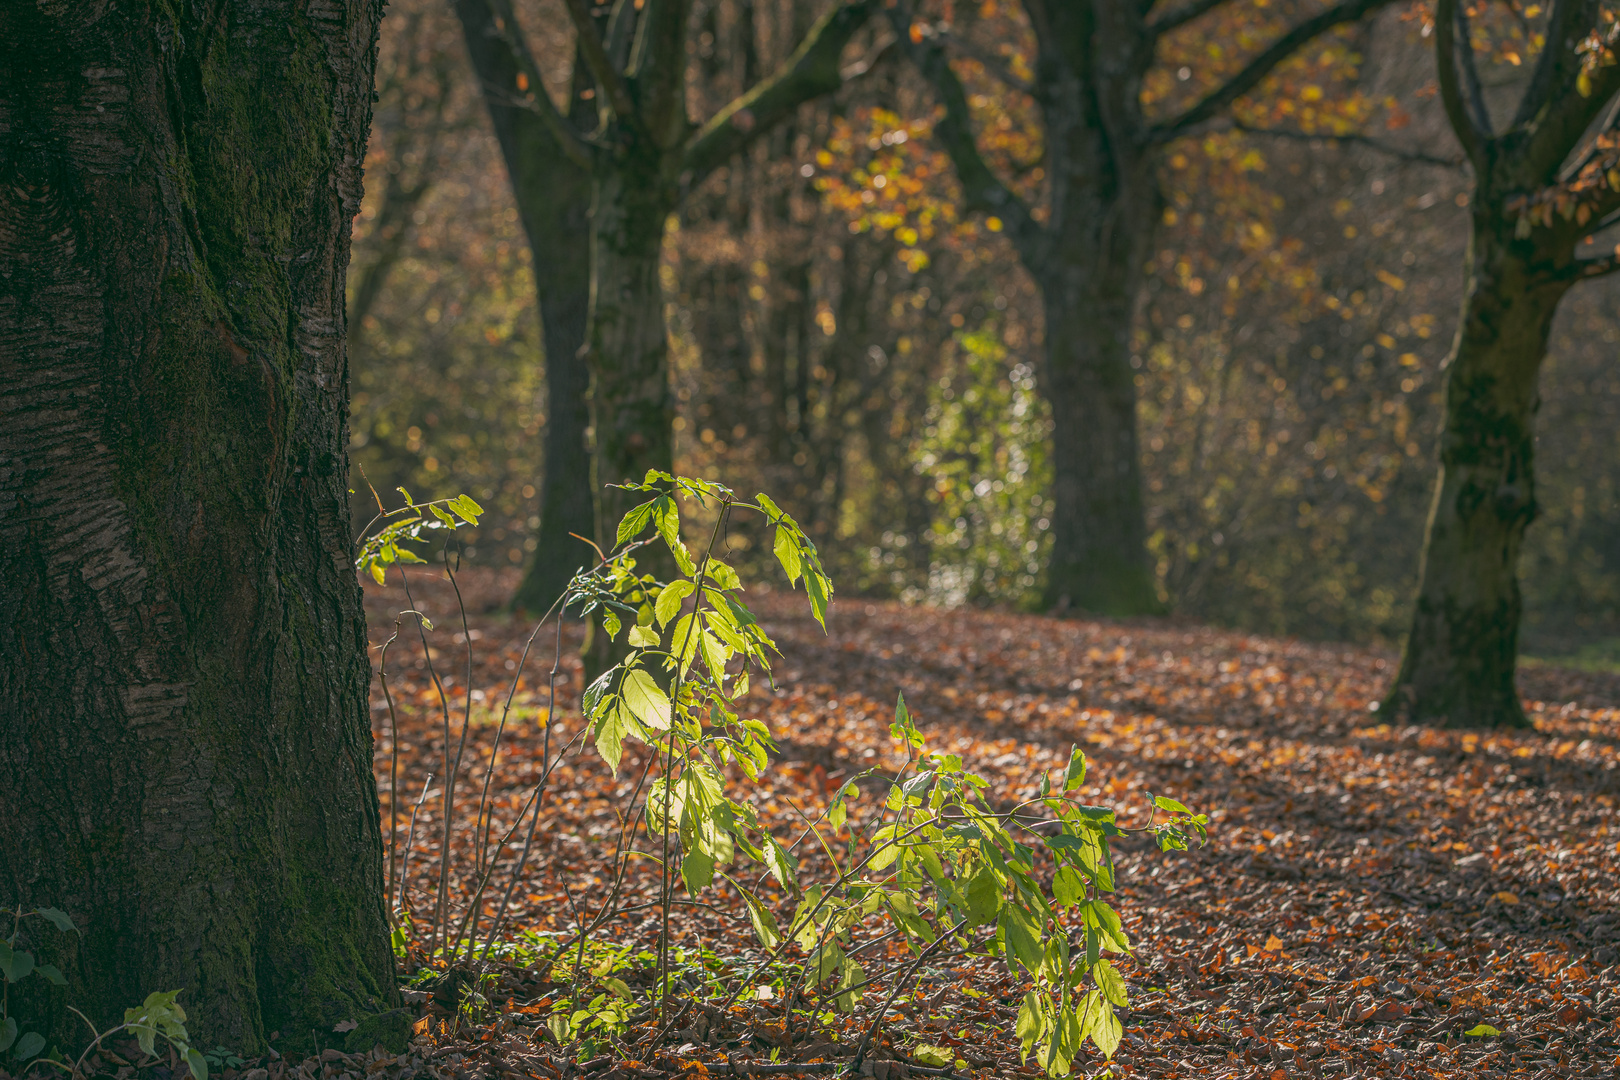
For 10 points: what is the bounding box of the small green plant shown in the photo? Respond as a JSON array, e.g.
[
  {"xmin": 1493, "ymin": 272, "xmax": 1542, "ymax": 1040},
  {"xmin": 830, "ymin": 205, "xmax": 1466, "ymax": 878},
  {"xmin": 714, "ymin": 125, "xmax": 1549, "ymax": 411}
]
[
  {"xmin": 364, "ymin": 473, "xmax": 1205, "ymax": 1077},
  {"xmin": 2, "ymin": 906, "xmax": 74, "ymax": 1067},
  {"xmin": 1, "ymin": 907, "xmax": 205, "ymax": 1080}
]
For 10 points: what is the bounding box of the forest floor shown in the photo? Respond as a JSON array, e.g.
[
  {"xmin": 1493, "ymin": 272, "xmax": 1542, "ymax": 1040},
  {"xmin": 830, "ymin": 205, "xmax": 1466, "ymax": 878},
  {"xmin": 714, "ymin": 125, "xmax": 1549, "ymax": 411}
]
[{"xmin": 360, "ymin": 567, "xmax": 1620, "ymax": 1080}]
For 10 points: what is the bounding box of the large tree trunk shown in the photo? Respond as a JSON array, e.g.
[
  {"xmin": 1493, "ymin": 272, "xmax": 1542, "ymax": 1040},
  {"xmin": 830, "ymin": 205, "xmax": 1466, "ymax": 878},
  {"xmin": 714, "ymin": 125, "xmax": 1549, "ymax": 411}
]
[
  {"xmin": 451, "ymin": 0, "xmax": 596, "ymax": 614},
  {"xmin": 1384, "ymin": 223, "xmax": 1567, "ymax": 728},
  {"xmin": 1033, "ymin": 99, "xmax": 1160, "ymax": 616},
  {"xmin": 0, "ymin": 0, "xmax": 397, "ymax": 1055},
  {"xmin": 586, "ymin": 161, "xmax": 680, "ymax": 544}
]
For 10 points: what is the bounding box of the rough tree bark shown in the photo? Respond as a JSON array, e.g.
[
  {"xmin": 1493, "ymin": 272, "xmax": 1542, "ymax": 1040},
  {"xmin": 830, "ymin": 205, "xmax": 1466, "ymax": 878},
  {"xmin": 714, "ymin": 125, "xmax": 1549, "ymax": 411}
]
[
  {"xmin": 0, "ymin": 0, "xmax": 399, "ymax": 1055},
  {"xmin": 889, "ymin": 0, "xmax": 1393, "ymax": 615},
  {"xmin": 452, "ymin": 0, "xmax": 596, "ymax": 614},
  {"xmin": 1385, "ymin": 0, "xmax": 1620, "ymax": 727}
]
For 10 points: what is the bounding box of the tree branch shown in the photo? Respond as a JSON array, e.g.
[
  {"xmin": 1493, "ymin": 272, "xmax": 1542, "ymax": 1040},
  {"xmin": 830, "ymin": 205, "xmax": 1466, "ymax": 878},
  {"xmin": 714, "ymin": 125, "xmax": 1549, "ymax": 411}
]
[
  {"xmin": 1229, "ymin": 120, "xmax": 1466, "ymax": 167},
  {"xmin": 460, "ymin": 0, "xmax": 592, "ymax": 169},
  {"xmin": 681, "ymin": 1, "xmax": 877, "ymax": 187},
  {"xmin": 1434, "ymin": 0, "xmax": 1488, "ymax": 169},
  {"xmin": 626, "ymin": 0, "xmax": 693, "ymax": 145},
  {"xmin": 938, "ymin": 27, "xmax": 1033, "ymax": 95},
  {"xmin": 561, "ymin": 0, "xmax": 639, "ymax": 124},
  {"xmin": 1454, "ymin": 0, "xmax": 1494, "ymax": 137},
  {"xmin": 881, "ymin": 2, "xmax": 1046, "ymax": 266},
  {"xmin": 1149, "ymin": 0, "xmax": 1398, "ymax": 143},
  {"xmin": 1146, "ymin": 0, "xmax": 1233, "ymax": 40},
  {"xmin": 1519, "ymin": 1, "xmax": 1620, "ymax": 182},
  {"xmin": 1509, "ymin": 0, "xmax": 1585, "ymax": 131}
]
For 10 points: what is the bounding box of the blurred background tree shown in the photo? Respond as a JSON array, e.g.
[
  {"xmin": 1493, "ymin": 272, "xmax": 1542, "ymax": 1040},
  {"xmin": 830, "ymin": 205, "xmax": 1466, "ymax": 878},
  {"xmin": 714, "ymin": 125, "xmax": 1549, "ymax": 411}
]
[{"xmin": 347, "ymin": 0, "xmax": 1620, "ymax": 665}]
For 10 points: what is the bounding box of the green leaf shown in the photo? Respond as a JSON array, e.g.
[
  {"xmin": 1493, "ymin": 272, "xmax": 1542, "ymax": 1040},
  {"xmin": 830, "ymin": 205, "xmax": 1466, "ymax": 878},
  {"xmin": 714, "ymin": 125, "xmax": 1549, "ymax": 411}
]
[
  {"xmin": 602, "ymin": 977, "xmax": 633, "ymax": 1001},
  {"xmin": 1080, "ymin": 900, "xmax": 1131, "ymax": 954},
  {"xmin": 764, "ymin": 836, "xmax": 798, "ymax": 891},
  {"xmin": 1464, "ymin": 1024, "xmax": 1501, "ymax": 1037},
  {"xmin": 999, "ymin": 903, "xmax": 1043, "ymax": 972},
  {"xmin": 651, "ymin": 496, "xmax": 681, "ymax": 554},
  {"xmin": 804, "ymin": 571, "xmax": 830, "ymax": 630},
  {"xmin": 621, "ymin": 668, "xmax": 672, "ymax": 730},
  {"xmin": 11, "ymin": 1031, "xmax": 44, "ymax": 1062},
  {"xmin": 682, "ymin": 846, "xmax": 717, "ymax": 895},
  {"xmin": 0, "ymin": 1018, "xmax": 16, "ymax": 1054},
  {"xmin": 582, "ymin": 670, "xmax": 614, "ymax": 718},
  {"xmin": 1014, "ymin": 992, "xmax": 1043, "ymax": 1059},
  {"xmin": 0, "ymin": 947, "xmax": 33, "ymax": 982},
  {"xmin": 1051, "ymin": 866, "xmax": 1086, "ymax": 908},
  {"xmin": 1087, "ymin": 993, "xmax": 1122, "ymax": 1059},
  {"xmin": 594, "ymin": 707, "xmax": 627, "ymax": 774},
  {"xmin": 616, "ymin": 499, "xmax": 657, "ymax": 547},
  {"xmin": 655, "ymin": 579, "xmax": 695, "ymax": 627},
  {"xmin": 1154, "ymin": 795, "xmax": 1191, "ymax": 815},
  {"xmin": 738, "ymin": 889, "xmax": 782, "ymax": 949},
  {"xmin": 772, "ymin": 524, "xmax": 802, "ymax": 585},
  {"xmin": 602, "ymin": 609, "xmax": 622, "ymax": 641},
  {"xmin": 911, "ymin": 1045, "xmax": 953, "ymax": 1068},
  {"xmin": 34, "ymin": 964, "xmax": 66, "ymax": 987},
  {"xmin": 186, "ymin": 1048, "xmax": 210, "ymax": 1080},
  {"xmin": 1063, "ymin": 747, "xmax": 1087, "ymax": 792},
  {"xmin": 31, "ymin": 908, "xmax": 75, "ymax": 934},
  {"xmin": 828, "ymin": 797, "xmax": 847, "ymax": 830},
  {"xmin": 965, "ymin": 866, "xmax": 1003, "ymax": 925},
  {"xmin": 627, "ymin": 623, "xmax": 659, "ymax": 648},
  {"xmin": 449, "ymin": 494, "xmax": 484, "ymax": 526},
  {"xmin": 1092, "ymin": 958, "xmax": 1127, "ymax": 1007}
]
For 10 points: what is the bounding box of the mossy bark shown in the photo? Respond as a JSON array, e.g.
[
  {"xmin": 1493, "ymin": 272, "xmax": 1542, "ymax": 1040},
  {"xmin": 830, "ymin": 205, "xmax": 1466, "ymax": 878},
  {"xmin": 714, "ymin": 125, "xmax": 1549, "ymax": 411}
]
[
  {"xmin": 452, "ymin": 0, "xmax": 597, "ymax": 615},
  {"xmin": 1385, "ymin": 221, "xmax": 1569, "ymax": 728},
  {"xmin": 0, "ymin": 0, "xmax": 396, "ymax": 1055}
]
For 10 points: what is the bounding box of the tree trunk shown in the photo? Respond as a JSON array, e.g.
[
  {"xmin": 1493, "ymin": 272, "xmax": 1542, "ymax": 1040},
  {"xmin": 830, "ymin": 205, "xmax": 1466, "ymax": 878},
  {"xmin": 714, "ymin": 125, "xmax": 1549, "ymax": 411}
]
[
  {"xmin": 1033, "ymin": 125, "xmax": 1160, "ymax": 616},
  {"xmin": 452, "ymin": 0, "xmax": 597, "ymax": 615},
  {"xmin": 586, "ymin": 159, "xmax": 680, "ymax": 545},
  {"xmin": 1384, "ymin": 223, "xmax": 1567, "ymax": 728},
  {"xmin": 0, "ymin": 0, "xmax": 398, "ymax": 1055}
]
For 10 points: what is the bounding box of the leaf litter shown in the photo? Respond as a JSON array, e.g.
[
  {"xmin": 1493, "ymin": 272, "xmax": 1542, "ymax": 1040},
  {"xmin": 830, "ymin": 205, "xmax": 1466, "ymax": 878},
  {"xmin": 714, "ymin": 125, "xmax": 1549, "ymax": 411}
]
[{"xmin": 344, "ymin": 567, "xmax": 1620, "ymax": 1080}]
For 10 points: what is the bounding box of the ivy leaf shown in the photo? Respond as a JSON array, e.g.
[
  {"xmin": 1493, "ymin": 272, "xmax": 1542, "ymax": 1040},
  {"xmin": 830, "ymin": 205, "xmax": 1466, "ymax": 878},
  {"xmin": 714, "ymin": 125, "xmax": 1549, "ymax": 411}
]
[
  {"xmin": 0, "ymin": 1018, "xmax": 15, "ymax": 1054},
  {"xmin": 33, "ymin": 964, "xmax": 66, "ymax": 987},
  {"xmin": 0, "ymin": 946, "xmax": 33, "ymax": 982}
]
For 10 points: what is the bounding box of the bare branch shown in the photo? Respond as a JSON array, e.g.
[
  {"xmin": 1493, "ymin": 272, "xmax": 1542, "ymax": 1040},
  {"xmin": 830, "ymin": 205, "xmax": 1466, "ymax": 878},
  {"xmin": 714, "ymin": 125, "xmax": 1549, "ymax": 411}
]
[
  {"xmin": 682, "ymin": 1, "xmax": 877, "ymax": 187},
  {"xmin": 1454, "ymin": 0, "xmax": 1494, "ymax": 136},
  {"xmin": 561, "ymin": 0, "xmax": 639, "ymax": 124},
  {"xmin": 881, "ymin": 1, "xmax": 1047, "ymax": 267},
  {"xmin": 1146, "ymin": 0, "xmax": 1233, "ymax": 39},
  {"xmin": 1434, "ymin": 0, "xmax": 1488, "ymax": 168},
  {"xmin": 1229, "ymin": 120, "xmax": 1466, "ymax": 168},
  {"xmin": 938, "ymin": 27, "xmax": 1033, "ymax": 95},
  {"xmin": 1509, "ymin": 0, "xmax": 1584, "ymax": 130},
  {"xmin": 458, "ymin": 0, "xmax": 592, "ymax": 169},
  {"xmin": 1149, "ymin": 0, "xmax": 1398, "ymax": 143}
]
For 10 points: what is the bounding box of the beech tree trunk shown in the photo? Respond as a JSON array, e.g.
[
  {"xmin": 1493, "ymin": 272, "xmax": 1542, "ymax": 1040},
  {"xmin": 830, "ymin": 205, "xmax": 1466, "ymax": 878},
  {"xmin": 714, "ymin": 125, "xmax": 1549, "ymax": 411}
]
[
  {"xmin": 452, "ymin": 0, "xmax": 596, "ymax": 614},
  {"xmin": 0, "ymin": 0, "xmax": 398, "ymax": 1055},
  {"xmin": 1385, "ymin": 223, "xmax": 1567, "ymax": 728}
]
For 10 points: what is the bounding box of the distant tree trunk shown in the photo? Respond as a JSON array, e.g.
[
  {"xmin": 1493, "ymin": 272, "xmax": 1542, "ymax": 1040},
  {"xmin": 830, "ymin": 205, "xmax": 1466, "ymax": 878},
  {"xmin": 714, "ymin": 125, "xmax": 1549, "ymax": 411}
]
[
  {"xmin": 587, "ymin": 160, "xmax": 681, "ymax": 541},
  {"xmin": 1385, "ymin": 0, "xmax": 1620, "ymax": 727},
  {"xmin": 1386, "ymin": 223, "xmax": 1568, "ymax": 727},
  {"xmin": 452, "ymin": 0, "xmax": 596, "ymax": 614},
  {"xmin": 0, "ymin": 0, "xmax": 396, "ymax": 1056}
]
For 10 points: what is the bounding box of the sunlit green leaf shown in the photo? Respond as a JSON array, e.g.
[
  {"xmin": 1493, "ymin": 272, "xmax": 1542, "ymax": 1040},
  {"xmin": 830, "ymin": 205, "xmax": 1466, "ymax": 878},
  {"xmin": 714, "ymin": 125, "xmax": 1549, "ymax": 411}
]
[{"xmin": 621, "ymin": 669, "xmax": 672, "ymax": 730}]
